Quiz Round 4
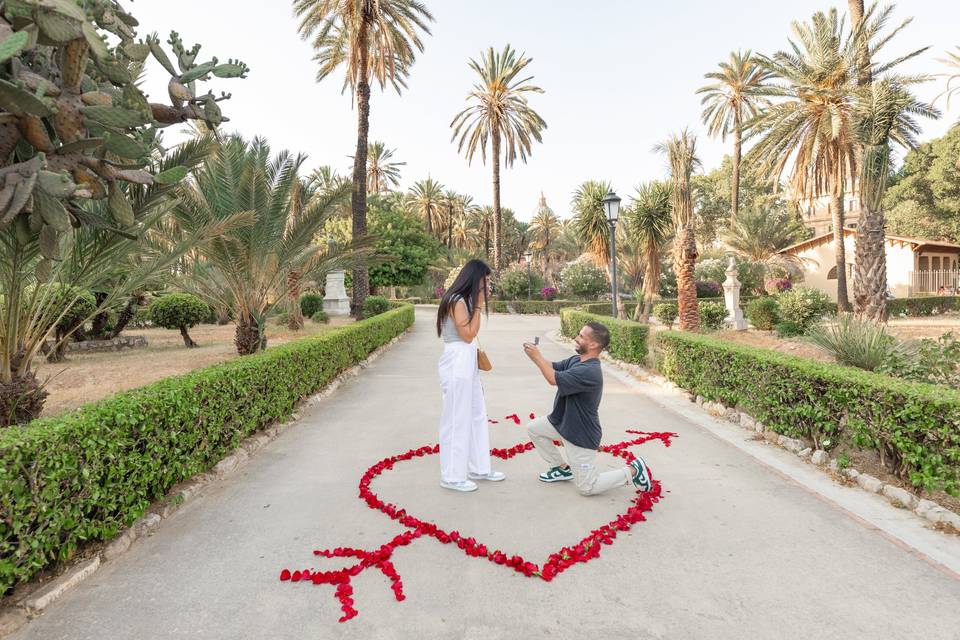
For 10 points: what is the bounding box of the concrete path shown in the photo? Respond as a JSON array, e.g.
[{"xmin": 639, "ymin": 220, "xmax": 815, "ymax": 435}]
[{"xmin": 12, "ymin": 309, "xmax": 960, "ymax": 639}]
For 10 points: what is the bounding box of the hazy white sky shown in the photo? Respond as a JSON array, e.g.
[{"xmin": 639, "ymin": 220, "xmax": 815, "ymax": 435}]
[{"xmin": 133, "ymin": 0, "xmax": 960, "ymax": 222}]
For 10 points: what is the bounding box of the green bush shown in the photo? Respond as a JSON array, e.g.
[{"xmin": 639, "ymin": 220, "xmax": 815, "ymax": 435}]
[
  {"xmin": 362, "ymin": 295, "xmax": 390, "ymax": 318},
  {"xmin": 559, "ymin": 262, "xmax": 609, "ymax": 299},
  {"xmin": 746, "ymin": 297, "xmax": 779, "ymax": 330},
  {"xmin": 490, "ymin": 300, "xmax": 583, "ymax": 315},
  {"xmin": 40, "ymin": 285, "xmax": 96, "ymax": 333},
  {"xmin": 653, "ymin": 302, "xmax": 678, "ymax": 327},
  {"xmin": 0, "ymin": 304, "xmax": 415, "ymax": 595},
  {"xmin": 775, "ymin": 321, "xmax": 804, "ymax": 338},
  {"xmin": 698, "ymin": 301, "xmax": 727, "ymax": 331},
  {"xmin": 775, "ymin": 286, "xmax": 834, "ymax": 331},
  {"xmin": 887, "ymin": 296, "xmax": 960, "ymax": 317},
  {"xmin": 498, "ymin": 266, "xmax": 544, "ymax": 300},
  {"xmin": 656, "ymin": 330, "xmax": 960, "ymax": 496},
  {"xmin": 560, "ymin": 308, "xmax": 648, "ymax": 364},
  {"xmin": 148, "ymin": 294, "xmax": 209, "ymax": 347},
  {"xmin": 807, "ymin": 314, "xmax": 905, "ymax": 371},
  {"xmin": 300, "ymin": 293, "xmax": 324, "ymax": 318},
  {"xmin": 311, "ymin": 310, "xmax": 330, "ymax": 324}
]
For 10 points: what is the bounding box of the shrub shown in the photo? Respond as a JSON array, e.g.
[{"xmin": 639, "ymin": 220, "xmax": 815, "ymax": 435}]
[
  {"xmin": 775, "ymin": 321, "xmax": 804, "ymax": 338},
  {"xmin": 656, "ymin": 330, "xmax": 960, "ymax": 496},
  {"xmin": 540, "ymin": 286, "xmax": 558, "ymax": 301},
  {"xmin": 887, "ymin": 295, "xmax": 960, "ymax": 317},
  {"xmin": 0, "ymin": 304, "xmax": 415, "ymax": 595},
  {"xmin": 775, "ymin": 286, "xmax": 834, "ymax": 332},
  {"xmin": 559, "ymin": 261, "xmax": 609, "ymax": 299},
  {"xmin": 698, "ymin": 301, "xmax": 727, "ymax": 331},
  {"xmin": 695, "ymin": 280, "xmax": 722, "ymax": 298},
  {"xmin": 362, "ymin": 295, "xmax": 390, "ymax": 318},
  {"xmin": 695, "ymin": 257, "xmax": 764, "ymax": 295},
  {"xmin": 148, "ymin": 294, "xmax": 209, "ymax": 348},
  {"xmin": 653, "ymin": 302, "xmax": 678, "ymax": 327},
  {"xmin": 434, "ymin": 287, "xmax": 445, "ymax": 299},
  {"xmin": 560, "ymin": 308, "xmax": 648, "ymax": 364},
  {"xmin": 881, "ymin": 332, "xmax": 960, "ymax": 387},
  {"xmin": 765, "ymin": 278, "xmax": 792, "ymax": 294},
  {"xmin": 443, "ymin": 265, "xmax": 464, "ymax": 291},
  {"xmin": 499, "ymin": 266, "xmax": 544, "ymax": 299},
  {"xmin": 300, "ymin": 293, "xmax": 324, "ymax": 319},
  {"xmin": 311, "ymin": 310, "xmax": 330, "ymax": 324},
  {"xmin": 807, "ymin": 314, "xmax": 906, "ymax": 371},
  {"xmin": 746, "ymin": 297, "xmax": 779, "ymax": 330},
  {"xmin": 490, "ymin": 300, "xmax": 582, "ymax": 315}
]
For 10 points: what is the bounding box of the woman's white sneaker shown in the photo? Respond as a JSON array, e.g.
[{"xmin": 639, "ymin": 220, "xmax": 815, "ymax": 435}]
[
  {"xmin": 468, "ymin": 470, "xmax": 506, "ymax": 482},
  {"xmin": 440, "ymin": 479, "xmax": 478, "ymax": 492}
]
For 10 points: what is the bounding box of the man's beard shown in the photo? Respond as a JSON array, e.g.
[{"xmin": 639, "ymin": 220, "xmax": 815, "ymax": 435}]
[{"xmin": 574, "ymin": 342, "xmax": 585, "ymax": 355}]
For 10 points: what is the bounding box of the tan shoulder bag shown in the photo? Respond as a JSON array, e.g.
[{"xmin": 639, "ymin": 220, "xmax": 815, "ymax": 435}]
[{"xmin": 477, "ymin": 337, "xmax": 492, "ymax": 371}]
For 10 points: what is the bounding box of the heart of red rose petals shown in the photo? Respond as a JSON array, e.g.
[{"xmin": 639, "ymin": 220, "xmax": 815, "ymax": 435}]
[{"xmin": 280, "ymin": 414, "xmax": 675, "ymax": 623}]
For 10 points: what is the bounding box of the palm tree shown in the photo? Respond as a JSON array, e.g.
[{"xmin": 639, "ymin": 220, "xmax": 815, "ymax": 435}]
[
  {"xmin": 364, "ymin": 141, "xmax": 405, "ymax": 193},
  {"xmin": 722, "ymin": 206, "xmax": 809, "ymax": 279},
  {"xmin": 473, "ymin": 205, "xmax": 495, "ymax": 260},
  {"xmin": 697, "ymin": 50, "xmax": 772, "ymax": 221},
  {"xmin": 175, "ymin": 137, "xmax": 372, "ymax": 354},
  {"xmin": 623, "ymin": 181, "xmax": 672, "ymax": 322},
  {"xmin": 571, "ymin": 180, "xmax": 614, "ymax": 274},
  {"xmin": 528, "ymin": 192, "xmax": 561, "ymax": 272},
  {"xmin": 748, "ymin": 6, "xmax": 925, "ymax": 312},
  {"xmin": 450, "ymin": 45, "xmax": 546, "ymax": 274},
  {"xmin": 655, "ymin": 131, "xmax": 701, "ymax": 332},
  {"xmin": 450, "ymin": 210, "xmax": 478, "ymax": 251},
  {"xmin": 293, "ymin": 0, "xmax": 433, "ymax": 316},
  {"xmin": 441, "ymin": 189, "xmax": 460, "ymax": 248},
  {"xmin": 853, "ymin": 77, "xmax": 938, "ymax": 321},
  {"xmin": 407, "ymin": 177, "xmax": 445, "ymax": 236}
]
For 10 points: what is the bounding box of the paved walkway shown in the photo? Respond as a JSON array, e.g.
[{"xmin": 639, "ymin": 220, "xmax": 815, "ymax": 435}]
[{"xmin": 12, "ymin": 309, "xmax": 960, "ymax": 639}]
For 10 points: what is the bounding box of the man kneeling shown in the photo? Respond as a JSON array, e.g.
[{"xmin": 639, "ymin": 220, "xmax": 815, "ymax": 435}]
[{"xmin": 522, "ymin": 322, "xmax": 652, "ymax": 496}]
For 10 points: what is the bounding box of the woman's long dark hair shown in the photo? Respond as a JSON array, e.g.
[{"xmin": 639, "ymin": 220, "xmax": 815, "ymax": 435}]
[{"xmin": 436, "ymin": 259, "xmax": 492, "ymax": 337}]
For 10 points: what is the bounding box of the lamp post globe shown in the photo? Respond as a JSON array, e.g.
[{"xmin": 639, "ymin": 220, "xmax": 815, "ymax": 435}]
[{"xmin": 601, "ymin": 190, "xmax": 621, "ymax": 318}]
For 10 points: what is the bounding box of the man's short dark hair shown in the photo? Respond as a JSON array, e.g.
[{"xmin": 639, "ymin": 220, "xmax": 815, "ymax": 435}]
[{"xmin": 585, "ymin": 322, "xmax": 610, "ymax": 350}]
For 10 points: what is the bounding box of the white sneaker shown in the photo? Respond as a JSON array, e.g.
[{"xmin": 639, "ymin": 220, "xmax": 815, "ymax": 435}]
[
  {"xmin": 440, "ymin": 479, "xmax": 478, "ymax": 492},
  {"xmin": 468, "ymin": 470, "xmax": 506, "ymax": 482}
]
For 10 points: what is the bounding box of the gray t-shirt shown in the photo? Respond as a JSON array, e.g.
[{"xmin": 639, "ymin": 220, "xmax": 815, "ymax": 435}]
[{"xmin": 547, "ymin": 355, "xmax": 603, "ymax": 449}]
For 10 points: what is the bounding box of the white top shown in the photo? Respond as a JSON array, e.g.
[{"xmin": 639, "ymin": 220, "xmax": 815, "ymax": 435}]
[{"xmin": 441, "ymin": 296, "xmax": 470, "ymax": 343}]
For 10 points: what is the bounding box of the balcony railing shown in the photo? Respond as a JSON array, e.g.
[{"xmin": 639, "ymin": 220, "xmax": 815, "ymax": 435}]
[{"xmin": 909, "ymin": 270, "xmax": 960, "ymax": 295}]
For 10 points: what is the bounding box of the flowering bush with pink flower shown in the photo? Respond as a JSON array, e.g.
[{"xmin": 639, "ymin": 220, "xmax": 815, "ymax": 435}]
[
  {"xmin": 765, "ymin": 278, "xmax": 792, "ymax": 294},
  {"xmin": 540, "ymin": 287, "xmax": 558, "ymax": 301}
]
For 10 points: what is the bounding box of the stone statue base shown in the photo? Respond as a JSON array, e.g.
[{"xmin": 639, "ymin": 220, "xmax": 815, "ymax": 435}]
[{"xmin": 324, "ymin": 270, "xmax": 351, "ymax": 316}]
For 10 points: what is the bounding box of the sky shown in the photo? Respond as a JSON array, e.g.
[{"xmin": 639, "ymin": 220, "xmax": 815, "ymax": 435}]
[{"xmin": 132, "ymin": 0, "xmax": 960, "ymax": 222}]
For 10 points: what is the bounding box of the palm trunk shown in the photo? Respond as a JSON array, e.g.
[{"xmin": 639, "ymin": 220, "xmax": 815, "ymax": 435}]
[
  {"xmin": 0, "ymin": 370, "xmax": 47, "ymax": 426},
  {"xmin": 108, "ymin": 294, "xmax": 143, "ymax": 339},
  {"xmin": 640, "ymin": 241, "xmax": 660, "ymax": 323},
  {"xmin": 731, "ymin": 112, "xmax": 742, "ymax": 220},
  {"xmin": 235, "ymin": 314, "xmax": 264, "ymax": 355},
  {"xmin": 286, "ymin": 270, "xmax": 303, "ymax": 330},
  {"xmin": 854, "ymin": 142, "xmax": 890, "ymax": 323},
  {"xmin": 90, "ymin": 291, "xmax": 110, "ymax": 339},
  {"xmin": 350, "ymin": 29, "xmax": 371, "ymax": 318},
  {"xmin": 491, "ymin": 126, "xmax": 503, "ymax": 276},
  {"xmin": 831, "ymin": 193, "xmax": 851, "ymax": 311},
  {"xmin": 675, "ymin": 226, "xmax": 700, "ymax": 331}
]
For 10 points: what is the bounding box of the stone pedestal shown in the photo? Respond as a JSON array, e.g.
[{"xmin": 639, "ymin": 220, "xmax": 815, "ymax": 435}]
[
  {"xmin": 324, "ymin": 270, "xmax": 351, "ymax": 316},
  {"xmin": 723, "ymin": 257, "xmax": 748, "ymax": 330}
]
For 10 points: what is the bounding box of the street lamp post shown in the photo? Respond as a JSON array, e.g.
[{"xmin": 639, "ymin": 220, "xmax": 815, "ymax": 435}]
[
  {"xmin": 602, "ymin": 190, "xmax": 622, "ymax": 318},
  {"xmin": 524, "ymin": 249, "xmax": 533, "ymax": 300}
]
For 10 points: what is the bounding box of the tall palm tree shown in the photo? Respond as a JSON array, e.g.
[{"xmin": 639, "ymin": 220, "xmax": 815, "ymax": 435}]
[
  {"xmin": 293, "ymin": 0, "xmax": 433, "ymax": 315},
  {"xmin": 175, "ymin": 137, "xmax": 372, "ymax": 354},
  {"xmin": 364, "ymin": 140, "xmax": 405, "ymax": 193},
  {"xmin": 441, "ymin": 189, "xmax": 460, "ymax": 248},
  {"xmin": 655, "ymin": 131, "xmax": 701, "ymax": 332},
  {"xmin": 528, "ymin": 192, "xmax": 561, "ymax": 271},
  {"xmin": 407, "ymin": 177, "xmax": 445, "ymax": 236},
  {"xmin": 473, "ymin": 205, "xmax": 495, "ymax": 260},
  {"xmin": 748, "ymin": 6, "xmax": 925, "ymax": 311},
  {"xmin": 697, "ymin": 50, "xmax": 772, "ymax": 221},
  {"xmin": 450, "ymin": 45, "xmax": 546, "ymax": 274},
  {"xmin": 571, "ymin": 180, "xmax": 614, "ymax": 274},
  {"xmin": 853, "ymin": 77, "xmax": 937, "ymax": 322},
  {"xmin": 623, "ymin": 181, "xmax": 672, "ymax": 323}
]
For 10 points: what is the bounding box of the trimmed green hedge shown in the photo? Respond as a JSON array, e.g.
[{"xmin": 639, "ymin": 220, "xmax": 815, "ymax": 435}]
[
  {"xmin": 656, "ymin": 331, "xmax": 960, "ymax": 496},
  {"xmin": 560, "ymin": 308, "xmax": 649, "ymax": 364},
  {"xmin": 490, "ymin": 300, "xmax": 584, "ymax": 315},
  {"xmin": 888, "ymin": 295, "xmax": 960, "ymax": 317},
  {"xmin": 0, "ymin": 304, "xmax": 415, "ymax": 595}
]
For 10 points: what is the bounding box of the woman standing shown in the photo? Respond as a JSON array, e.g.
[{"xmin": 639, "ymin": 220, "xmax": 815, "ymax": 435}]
[{"xmin": 436, "ymin": 259, "xmax": 505, "ymax": 492}]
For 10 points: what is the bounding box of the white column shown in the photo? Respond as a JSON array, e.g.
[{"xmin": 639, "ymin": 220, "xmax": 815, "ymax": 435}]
[
  {"xmin": 324, "ymin": 270, "xmax": 351, "ymax": 316},
  {"xmin": 723, "ymin": 257, "xmax": 748, "ymax": 330}
]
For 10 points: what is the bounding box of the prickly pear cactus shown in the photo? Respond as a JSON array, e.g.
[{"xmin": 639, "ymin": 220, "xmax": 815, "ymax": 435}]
[{"xmin": 0, "ymin": 0, "xmax": 249, "ymax": 272}]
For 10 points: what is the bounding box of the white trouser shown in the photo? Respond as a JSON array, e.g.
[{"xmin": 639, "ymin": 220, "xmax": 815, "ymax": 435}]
[
  {"xmin": 438, "ymin": 340, "xmax": 491, "ymax": 483},
  {"xmin": 527, "ymin": 416, "xmax": 631, "ymax": 496}
]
